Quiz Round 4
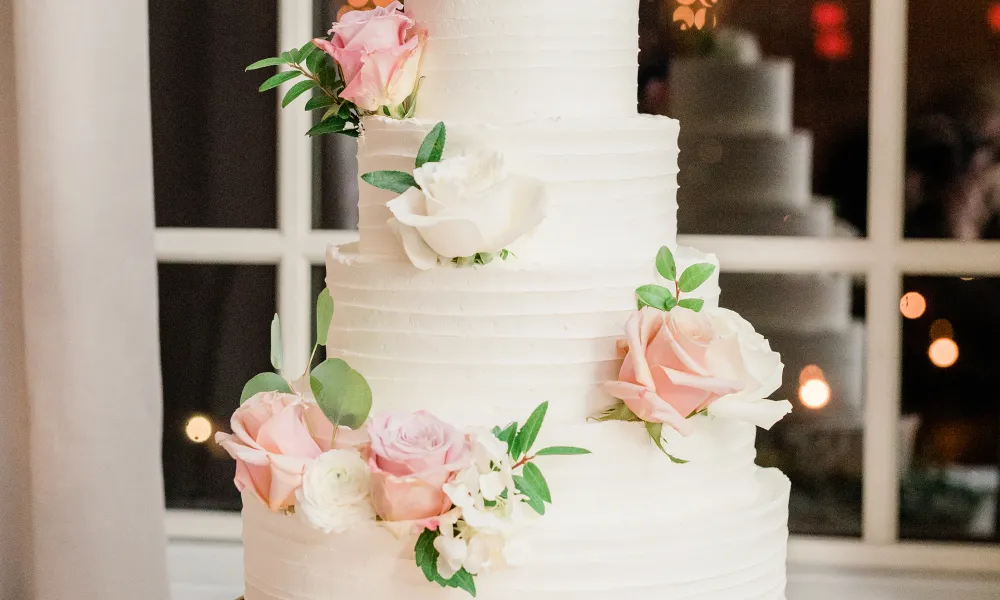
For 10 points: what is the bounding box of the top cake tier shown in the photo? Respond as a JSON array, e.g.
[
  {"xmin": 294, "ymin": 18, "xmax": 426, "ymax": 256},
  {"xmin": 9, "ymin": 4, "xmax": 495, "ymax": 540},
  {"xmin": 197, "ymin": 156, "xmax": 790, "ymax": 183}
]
[{"xmin": 404, "ymin": 0, "xmax": 640, "ymax": 121}]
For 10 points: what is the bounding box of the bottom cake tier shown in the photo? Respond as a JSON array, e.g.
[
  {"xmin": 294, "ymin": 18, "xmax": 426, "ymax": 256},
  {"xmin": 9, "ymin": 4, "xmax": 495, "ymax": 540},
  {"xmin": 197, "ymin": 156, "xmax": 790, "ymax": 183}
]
[{"xmin": 242, "ymin": 466, "xmax": 790, "ymax": 600}]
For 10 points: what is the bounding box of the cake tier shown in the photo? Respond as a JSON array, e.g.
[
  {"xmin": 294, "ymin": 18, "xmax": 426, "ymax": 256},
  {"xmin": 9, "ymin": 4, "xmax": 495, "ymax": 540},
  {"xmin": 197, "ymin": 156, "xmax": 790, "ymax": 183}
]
[
  {"xmin": 677, "ymin": 132, "xmax": 813, "ymax": 212},
  {"xmin": 679, "ymin": 196, "xmax": 835, "ymax": 237},
  {"xmin": 720, "ymin": 273, "xmax": 853, "ymax": 333},
  {"xmin": 405, "ymin": 0, "xmax": 639, "ymax": 121},
  {"xmin": 669, "ymin": 58, "xmax": 793, "ymax": 136},
  {"xmin": 243, "ymin": 449, "xmax": 790, "ymax": 600},
  {"xmin": 357, "ymin": 116, "xmax": 680, "ymax": 263}
]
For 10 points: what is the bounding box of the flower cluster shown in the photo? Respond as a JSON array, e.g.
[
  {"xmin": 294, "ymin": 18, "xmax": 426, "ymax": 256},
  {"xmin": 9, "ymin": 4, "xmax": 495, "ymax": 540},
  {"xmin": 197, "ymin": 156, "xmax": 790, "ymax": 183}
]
[
  {"xmin": 247, "ymin": 1, "xmax": 426, "ymax": 137},
  {"xmin": 596, "ymin": 246, "xmax": 793, "ymax": 462}
]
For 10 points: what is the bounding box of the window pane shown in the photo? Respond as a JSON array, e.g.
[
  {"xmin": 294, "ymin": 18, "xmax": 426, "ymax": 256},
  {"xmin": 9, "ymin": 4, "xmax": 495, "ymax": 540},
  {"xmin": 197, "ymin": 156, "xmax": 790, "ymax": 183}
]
[
  {"xmin": 159, "ymin": 263, "xmax": 277, "ymax": 510},
  {"xmin": 150, "ymin": 1, "xmax": 278, "ymax": 229},
  {"xmin": 905, "ymin": 1, "xmax": 1000, "ymax": 239},
  {"xmin": 640, "ymin": 1, "xmax": 871, "ymax": 238},
  {"xmin": 900, "ymin": 275, "xmax": 999, "ymax": 542},
  {"xmin": 727, "ymin": 272, "xmax": 867, "ymax": 536}
]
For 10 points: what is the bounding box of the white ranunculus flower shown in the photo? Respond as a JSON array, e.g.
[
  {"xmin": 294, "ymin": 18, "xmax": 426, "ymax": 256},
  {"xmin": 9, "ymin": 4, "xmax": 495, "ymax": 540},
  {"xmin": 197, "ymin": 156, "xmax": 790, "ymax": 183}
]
[
  {"xmin": 295, "ymin": 449, "xmax": 374, "ymax": 533},
  {"xmin": 705, "ymin": 307, "xmax": 793, "ymax": 429},
  {"xmin": 386, "ymin": 152, "xmax": 548, "ymax": 270}
]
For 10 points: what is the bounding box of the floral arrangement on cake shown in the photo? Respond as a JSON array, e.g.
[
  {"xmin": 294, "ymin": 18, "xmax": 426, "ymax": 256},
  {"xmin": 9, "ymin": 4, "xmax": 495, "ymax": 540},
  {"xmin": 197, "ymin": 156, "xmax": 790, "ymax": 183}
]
[
  {"xmin": 361, "ymin": 123, "xmax": 549, "ymax": 270},
  {"xmin": 216, "ymin": 290, "xmax": 588, "ymax": 597},
  {"xmin": 247, "ymin": 1, "xmax": 424, "ymax": 137},
  {"xmin": 594, "ymin": 246, "xmax": 793, "ymax": 463}
]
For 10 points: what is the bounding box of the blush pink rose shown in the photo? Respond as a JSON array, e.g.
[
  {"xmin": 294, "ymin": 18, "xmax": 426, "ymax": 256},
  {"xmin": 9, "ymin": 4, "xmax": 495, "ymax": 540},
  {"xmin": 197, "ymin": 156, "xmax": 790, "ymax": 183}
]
[
  {"xmin": 603, "ymin": 307, "xmax": 747, "ymax": 436},
  {"xmin": 215, "ymin": 391, "xmax": 370, "ymax": 511},
  {"xmin": 313, "ymin": 1, "xmax": 425, "ymax": 113},
  {"xmin": 367, "ymin": 412, "xmax": 472, "ymax": 524}
]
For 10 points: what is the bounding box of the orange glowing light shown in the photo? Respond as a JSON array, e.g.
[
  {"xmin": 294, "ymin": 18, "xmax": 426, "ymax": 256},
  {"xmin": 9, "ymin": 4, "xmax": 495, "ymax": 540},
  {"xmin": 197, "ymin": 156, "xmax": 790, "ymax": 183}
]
[
  {"xmin": 899, "ymin": 292, "xmax": 927, "ymax": 320},
  {"xmin": 185, "ymin": 415, "xmax": 213, "ymax": 444},
  {"xmin": 815, "ymin": 31, "xmax": 852, "ymax": 61},
  {"xmin": 930, "ymin": 318, "xmax": 954, "ymax": 341},
  {"xmin": 989, "ymin": 3, "xmax": 1000, "ymax": 33},
  {"xmin": 928, "ymin": 338, "xmax": 959, "ymax": 368},
  {"xmin": 812, "ymin": 2, "xmax": 847, "ymax": 28},
  {"xmin": 799, "ymin": 379, "xmax": 832, "ymax": 409}
]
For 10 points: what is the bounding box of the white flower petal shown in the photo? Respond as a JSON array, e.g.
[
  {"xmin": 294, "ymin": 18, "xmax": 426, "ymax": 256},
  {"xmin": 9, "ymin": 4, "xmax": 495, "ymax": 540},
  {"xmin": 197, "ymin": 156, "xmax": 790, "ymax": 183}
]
[
  {"xmin": 387, "ymin": 218, "xmax": 439, "ymax": 270},
  {"xmin": 433, "ymin": 535, "xmax": 467, "ymax": 580},
  {"xmin": 463, "ymin": 535, "xmax": 496, "ymax": 575},
  {"xmin": 709, "ymin": 396, "xmax": 793, "ymax": 430},
  {"xmin": 479, "ymin": 472, "xmax": 506, "ymax": 502}
]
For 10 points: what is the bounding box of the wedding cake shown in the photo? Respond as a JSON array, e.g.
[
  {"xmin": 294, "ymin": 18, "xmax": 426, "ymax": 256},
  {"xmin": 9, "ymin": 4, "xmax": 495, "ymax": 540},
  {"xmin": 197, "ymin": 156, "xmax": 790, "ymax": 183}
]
[
  {"xmin": 671, "ymin": 30, "xmax": 864, "ymax": 424},
  {"xmin": 219, "ymin": 3, "xmax": 792, "ymax": 599}
]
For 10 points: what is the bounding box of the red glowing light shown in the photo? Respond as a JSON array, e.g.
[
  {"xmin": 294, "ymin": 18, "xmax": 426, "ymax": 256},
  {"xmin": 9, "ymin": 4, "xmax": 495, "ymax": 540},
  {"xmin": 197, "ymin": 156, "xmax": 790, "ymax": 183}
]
[
  {"xmin": 816, "ymin": 31, "xmax": 852, "ymax": 61},
  {"xmin": 989, "ymin": 3, "xmax": 1000, "ymax": 33},
  {"xmin": 812, "ymin": 2, "xmax": 847, "ymax": 29}
]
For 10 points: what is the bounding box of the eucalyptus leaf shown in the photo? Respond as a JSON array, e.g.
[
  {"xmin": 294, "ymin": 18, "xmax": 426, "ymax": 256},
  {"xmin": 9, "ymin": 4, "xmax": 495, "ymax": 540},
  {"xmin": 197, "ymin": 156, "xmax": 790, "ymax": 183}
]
[
  {"xmin": 282, "ymin": 80, "xmax": 317, "ymax": 108},
  {"xmin": 304, "ymin": 95, "xmax": 336, "ymax": 112},
  {"xmin": 636, "ymin": 284, "xmax": 677, "ymax": 312},
  {"xmin": 315, "ymin": 288, "xmax": 334, "ymax": 346},
  {"xmin": 677, "ymin": 298, "xmax": 706, "ymax": 312},
  {"xmin": 590, "ymin": 401, "xmax": 642, "ymax": 423},
  {"xmin": 360, "ymin": 170, "xmax": 419, "ymax": 194},
  {"xmin": 646, "ymin": 422, "xmax": 689, "ymax": 464},
  {"xmin": 239, "ymin": 372, "xmax": 292, "ymax": 404},
  {"xmin": 310, "ymin": 359, "xmax": 373, "ymax": 430},
  {"xmin": 655, "ymin": 246, "xmax": 677, "ymax": 281},
  {"xmin": 678, "ymin": 263, "xmax": 717, "ymax": 293},
  {"xmin": 513, "ymin": 475, "xmax": 546, "ymax": 515},
  {"xmin": 246, "ymin": 56, "xmax": 287, "ymax": 71},
  {"xmin": 535, "ymin": 446, "xmax": 592, "ymax": 456},
  {"xmin": 270, "ymin": 315, "xmax": 283, "ymax": 371},
  {"xmin": 511, "ymin": 402, "xmax": 548, "ymax": 460},
  {"xmin": 258, "ymin": 70, "xmax": 300, "ymax": 92},
  {"xmin": 522, "ymin": 462, "xmax": 552, "ymax": 503},
  {"xmin": 415, "ymin": 122, "xmax": 447, "ymax": 168}
]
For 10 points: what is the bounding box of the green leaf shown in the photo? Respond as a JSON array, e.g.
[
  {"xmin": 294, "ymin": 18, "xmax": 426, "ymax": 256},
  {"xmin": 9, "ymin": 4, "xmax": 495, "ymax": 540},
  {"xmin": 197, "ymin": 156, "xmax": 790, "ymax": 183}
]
[
  {"xmin": 310, "ymin": 359, "xmax": 373, "ymax": 430},
  {"xmin": 496, "ymin": 422, "xmax": 518, "ymax": 454},
  {"xmin": 511, "ymin": 402, "xmax": 548, "ymax": 460},
  {"xmin": 415, "ymin": 122, "xmax": 447, "ymax": 168},
  {"xmin": 513, "ymin": 476, "xmax": 546, "ymax": 515},
  {"xmin": 280, "ymin": 50, "xmax": 298, "ymax": 64},
  {"xmin": 315, "ymin": 288, "xmax": 334, "ymax": 346},
  {"xmin": 270, "ymin": 315, "xmax": 283, "ymax": 371},
  {"xmin": 246, "ymin": 56, "xmax": 287, "ymax": 71},
  {"xmin": 306, "ymin": 46, "xmax": 328, "ymax": 75},
  {"xmin": 535, "ymin": 446, "xmax": 592, "ymax": 456},
  {"xmin": 522, "ymin": 462, "xmax": 552, "ymax": 503},
  {"xmin": 678, "ymin": 263, "xmax": 717, "ymax": 293},
  {"xmin": 677, "ymin": 298, "xmax": 706, "ymax": 312},
  {"xmin": 360, "ymin": 170, "xmax": 419, "ymax": 194},
  {"xmin": 636, "ymin": 284, "xmax": 677, "ymax": 312},
  {"xmin": 307, "ymin": 117, "xmax": 348, "ymax": 137},
  {"xmin": 414, "ymin": 530, "xmax": 477, "ymax": 596},
  {"xmin": 655, "ymin": 246, "xmax": 677, "ymax": 281},
  {"xmin": 298, "ymin": 40, "xmax": 318, "ymax": 63},
  {"xmin": 473, "ymin": 252, "xmax": 493, "ymax": 265},
  {"xmin": 239, "ymin": 372, "xmax": 292, "ymax": 404},
  {"xmin": 645, "ymin": 422, "xmax": 689, "ymax": 464},
  {"xmin": 304, "ymin": 95, "xmax": 336, "ymax": 112},
  {"xmin": 282, "ymin": 80, "xmax": 318, "ymax": 108},
  {"xmin": 450, "ymin": 570, "xmax": 477, "ymax": 597},
  {"xmin": 590, "ymin": 401, "xmax": 642, "ymax": 423},
  {"xmin": 258, "ymin": 70, "xmax": 300, "ymax": 92}
]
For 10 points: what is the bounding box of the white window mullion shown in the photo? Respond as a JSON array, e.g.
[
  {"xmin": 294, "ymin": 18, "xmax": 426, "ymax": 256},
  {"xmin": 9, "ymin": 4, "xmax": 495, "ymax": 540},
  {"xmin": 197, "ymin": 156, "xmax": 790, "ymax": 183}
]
[
  {"xmin": 863, "ymin": 0, "xmax": 909, "ymax": 546},
  {"xmin": 277, "ymin": 0, "xmax": 316, "ymax": 377}
]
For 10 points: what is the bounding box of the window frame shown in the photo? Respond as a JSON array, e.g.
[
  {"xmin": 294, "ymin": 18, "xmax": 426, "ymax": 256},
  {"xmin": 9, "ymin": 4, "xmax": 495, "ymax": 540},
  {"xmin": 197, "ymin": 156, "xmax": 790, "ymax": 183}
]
[{"xmin": 160, "ymin": 0, "xmax": 1000, "ymax": 573}]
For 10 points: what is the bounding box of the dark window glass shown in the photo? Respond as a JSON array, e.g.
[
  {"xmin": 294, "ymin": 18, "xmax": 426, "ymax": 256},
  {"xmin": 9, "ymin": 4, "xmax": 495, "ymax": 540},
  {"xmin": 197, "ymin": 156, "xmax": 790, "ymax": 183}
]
[{"xmin": 159, "ymin": 263, "xmax": 277, "ymax": 510}]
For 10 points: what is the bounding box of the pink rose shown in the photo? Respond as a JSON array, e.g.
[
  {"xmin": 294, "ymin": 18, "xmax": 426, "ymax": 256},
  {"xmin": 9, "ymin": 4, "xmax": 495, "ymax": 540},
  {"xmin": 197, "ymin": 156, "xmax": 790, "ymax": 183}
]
[
  {"xmin": 215, "ymin": 391, "xmax": 370, "ymax": 511},
  {"xmin": 603, "ymin": 307, "xmax": 747, "ymax": 435},
  {"xmin": 367, "ymin": 412, "xmax": 472, "ymax": 523},
  {"xmin": 313, "ymin": 1, "xmax": 425, "ymax": 113}
]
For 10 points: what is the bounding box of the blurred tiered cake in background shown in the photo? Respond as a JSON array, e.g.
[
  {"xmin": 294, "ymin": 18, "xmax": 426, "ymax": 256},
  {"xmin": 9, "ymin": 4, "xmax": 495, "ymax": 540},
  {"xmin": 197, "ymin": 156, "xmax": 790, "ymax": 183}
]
[{"xmin": 669, "ymin": 30, "xmax": 865, "ymax": 431}]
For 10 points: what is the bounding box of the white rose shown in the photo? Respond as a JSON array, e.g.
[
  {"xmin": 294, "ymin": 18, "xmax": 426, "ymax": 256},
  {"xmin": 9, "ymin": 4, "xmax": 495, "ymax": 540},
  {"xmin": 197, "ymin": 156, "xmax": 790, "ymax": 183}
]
[
  {"xmin": 295, "ymin": 449, "xmax": 375, "ymax": 534},
  {"xmin": 704, "ymin": 307, "xmax": 793, "ymax": 429},
  {"xmin": 386, "ymin": 152, "xmax": 548, "ymax": 270}
]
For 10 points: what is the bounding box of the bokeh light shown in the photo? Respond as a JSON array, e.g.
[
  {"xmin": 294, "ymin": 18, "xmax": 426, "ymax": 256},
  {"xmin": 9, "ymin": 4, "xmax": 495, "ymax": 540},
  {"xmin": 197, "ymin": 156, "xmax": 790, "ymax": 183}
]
[
  {"xmin": 899, "ymin": 291, "xmax": 927, "ymax": 319},
  {"xmin": 989, "ymin": 3, "xmax": 1000, "ymax": 33},
  {"xmin": 812, "ymin": 2, "xmax": 847, "ymax": 28},
  {"xmin": 929, "ymin": 318, "xmax": 954, "ymax": 340},
  {"xmin": 799, "ymin": 379, "xmax": 832, "ymax": 410},
  {"xmin": 185, "ymin": 415, "xmax": 214, "ymax": 444},
  {"xmin": 928, "ymin": 338, "xmax": 959, "ymax": 368}
]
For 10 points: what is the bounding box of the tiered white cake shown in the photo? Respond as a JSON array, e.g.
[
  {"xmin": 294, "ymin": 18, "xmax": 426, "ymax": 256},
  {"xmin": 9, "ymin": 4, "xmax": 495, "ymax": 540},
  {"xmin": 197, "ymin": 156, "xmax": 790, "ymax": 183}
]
[
  {"xmin": 671, "ymin": 31, "xmax": 864, "ymax": 424},
  {"xmin": 239, "ymin": 5, "xmax": 790, "ymax": 599}
]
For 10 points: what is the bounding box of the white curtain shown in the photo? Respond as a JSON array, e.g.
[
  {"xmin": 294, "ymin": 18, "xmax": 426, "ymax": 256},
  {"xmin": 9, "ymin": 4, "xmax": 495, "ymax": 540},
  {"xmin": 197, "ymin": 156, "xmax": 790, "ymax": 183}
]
[{"xmin": 0, "ymin": 0, "xmax": 170, "ymax": 598}]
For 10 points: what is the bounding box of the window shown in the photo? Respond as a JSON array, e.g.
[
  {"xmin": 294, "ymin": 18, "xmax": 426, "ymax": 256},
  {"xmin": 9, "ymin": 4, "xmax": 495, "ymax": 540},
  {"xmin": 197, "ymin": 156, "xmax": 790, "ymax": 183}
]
[{"xmin": 157, "ymin": 0, "xmax": 1000, "ymax": 573}]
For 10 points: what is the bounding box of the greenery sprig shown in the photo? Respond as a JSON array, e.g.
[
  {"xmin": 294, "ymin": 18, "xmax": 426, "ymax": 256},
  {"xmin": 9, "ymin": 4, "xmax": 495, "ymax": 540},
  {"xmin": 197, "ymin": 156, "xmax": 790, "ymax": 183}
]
[
  {"xmin": 635, "ymin": 246, "xmax": 716, "ymax": 313},
  {"xmin": 247, "ymin": 42, "xmax": 361, "ymax": 138}
]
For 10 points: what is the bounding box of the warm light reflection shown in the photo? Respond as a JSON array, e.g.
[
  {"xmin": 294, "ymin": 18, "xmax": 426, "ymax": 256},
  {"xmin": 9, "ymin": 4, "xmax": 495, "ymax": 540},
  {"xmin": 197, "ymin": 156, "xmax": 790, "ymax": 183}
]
[
  {"xmin": 799, "ymin": 379, "xmax": 832, "ymax": 409},
  {"xmin": 930, "ymin": 318, "xmax": 954, "ymax": 340},
  {"xmin": 928, "ymin": 338, "xmax": 959, "ymax": 368},
  {"xmin": 899, "ymin": 292, "xmax": 927, "ymax": 319},
  {"xmin": 989, "ymin": 3, "xmax": 1000, "ymax": 33},
  {"xmin": 185, "ymin": 415, "xmax": 214, "ymax": 444}
]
